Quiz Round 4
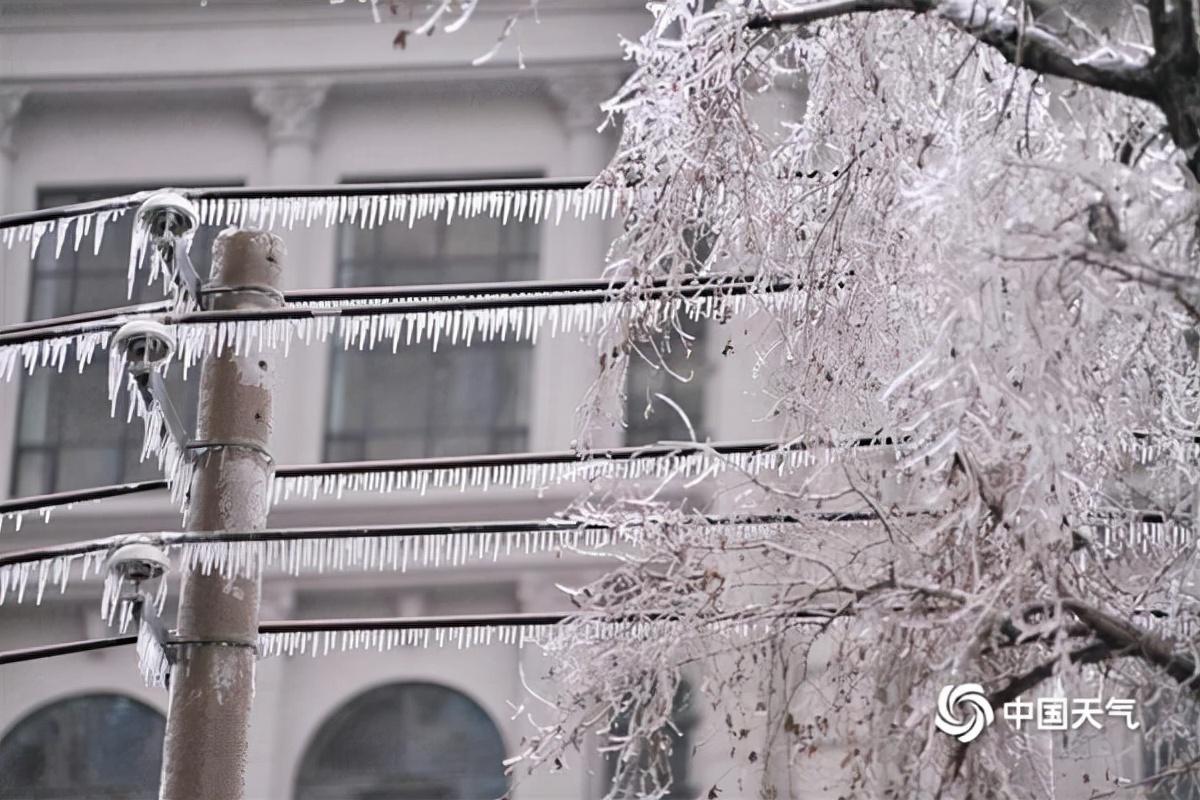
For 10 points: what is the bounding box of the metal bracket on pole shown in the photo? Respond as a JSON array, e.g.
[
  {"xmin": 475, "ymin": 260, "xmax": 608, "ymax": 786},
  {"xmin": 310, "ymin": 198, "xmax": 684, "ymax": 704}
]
[
  {"xmin": 105, "ymin": 540, "xmax": 175, "ymax": 666},
  {"xmin": 111, "ymin": 320, "xmax": 194, "ymax": 458},
  {"xmin": 136, "ymin": 192, "xmax": 203, "ymax": 309},
  {"xmin": 133, "ymin": 368, "xmax": 191, "ymax": 455}
]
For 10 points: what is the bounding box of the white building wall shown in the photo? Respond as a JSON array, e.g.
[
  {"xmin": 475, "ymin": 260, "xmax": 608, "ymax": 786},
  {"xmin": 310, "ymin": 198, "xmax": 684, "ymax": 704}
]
[{"xmin": 0, "ymin": 3, "xmax": 677, "ymax": 799}]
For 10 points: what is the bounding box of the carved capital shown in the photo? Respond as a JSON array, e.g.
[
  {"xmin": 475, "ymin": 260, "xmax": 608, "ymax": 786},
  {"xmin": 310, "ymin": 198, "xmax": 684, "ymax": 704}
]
[
  {"xmin": 0, "ymin": 88, "xmax": 29, "ymax": 156},
  {"xmin": 546, "ymin": 70, "xmax": 624, "ymax": 133},
  {"xmin": 251, "ymin": 80, "xmax": 330, "ymax": 146}
]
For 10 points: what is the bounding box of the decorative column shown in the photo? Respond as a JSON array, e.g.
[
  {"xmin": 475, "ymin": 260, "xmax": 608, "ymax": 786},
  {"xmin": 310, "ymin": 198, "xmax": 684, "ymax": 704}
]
[
  {"xmin": 251, "ymin": 80, "xmax": 329, "ymax": 186},
  {"xmin": 546, "ymin": 72, "xmax": 623, "ymax": 189},
  {"xmin": 0, "ymin": 89, "xmax": 29, "ymax": 500},
  {"xmin": 531, "ymin": 71, "xmax": 624, "ymax": 451},
  {"xmin": 250, "ymin": 80, "xmax": 331, "ymax": 466}
]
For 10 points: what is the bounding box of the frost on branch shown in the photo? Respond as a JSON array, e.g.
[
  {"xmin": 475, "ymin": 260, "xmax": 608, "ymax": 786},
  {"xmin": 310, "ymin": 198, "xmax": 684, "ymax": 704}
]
[{"xmin": 530, "ymin": 1, "xmax": 1200, "ymax": 797}]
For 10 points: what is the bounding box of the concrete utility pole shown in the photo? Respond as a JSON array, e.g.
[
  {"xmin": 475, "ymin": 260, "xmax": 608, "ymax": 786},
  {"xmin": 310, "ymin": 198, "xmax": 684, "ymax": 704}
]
[{"xmin": 159, "ymin": 230, "xmax": 284, "ymax": 800}]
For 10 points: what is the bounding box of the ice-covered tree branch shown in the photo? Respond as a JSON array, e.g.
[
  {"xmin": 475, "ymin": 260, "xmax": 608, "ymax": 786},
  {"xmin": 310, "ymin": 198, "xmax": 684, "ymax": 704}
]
[{"xmin": 750, "ymin": 1, "xmax": 1158, "ymax": 101}]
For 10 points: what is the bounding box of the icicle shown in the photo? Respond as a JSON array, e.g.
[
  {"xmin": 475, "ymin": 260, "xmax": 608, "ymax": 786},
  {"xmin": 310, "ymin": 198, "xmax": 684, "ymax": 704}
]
[
  {"xmin": 135, "ymin": 619, "xmax": 171, "ymax": 687},
  {"xmin": 4, "ymin": 284, "xmax": 806, "ymax": 383}
]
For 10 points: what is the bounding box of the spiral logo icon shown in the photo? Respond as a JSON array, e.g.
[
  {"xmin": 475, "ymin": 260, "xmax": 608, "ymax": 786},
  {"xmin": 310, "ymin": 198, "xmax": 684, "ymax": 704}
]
[{"xmin": 935, "ymin": 684, "xmax": 994, "ymax": 743}]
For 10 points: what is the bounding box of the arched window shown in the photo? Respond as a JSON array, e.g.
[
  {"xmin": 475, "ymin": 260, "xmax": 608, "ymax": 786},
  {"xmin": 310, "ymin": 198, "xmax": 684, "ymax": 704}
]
[
  {"xmin": 295, "ymin": 682, "xmax": 509, "ymax": 800},
  {"xmin": 0, "ymin": 693, "xmax": 164, "ymax": 799}
]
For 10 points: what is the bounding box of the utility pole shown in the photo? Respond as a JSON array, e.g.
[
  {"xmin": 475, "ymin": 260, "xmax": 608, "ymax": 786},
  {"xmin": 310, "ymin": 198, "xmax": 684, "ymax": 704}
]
[{"xmin": 159, "ymin": 230, "xmax": 284, "ymax": 800}]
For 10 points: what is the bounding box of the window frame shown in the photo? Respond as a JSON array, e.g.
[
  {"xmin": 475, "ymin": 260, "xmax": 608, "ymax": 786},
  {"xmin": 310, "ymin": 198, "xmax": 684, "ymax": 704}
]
[{"xmin": 321, "ymin": 173, "xmax": 542, "ymax": 463}]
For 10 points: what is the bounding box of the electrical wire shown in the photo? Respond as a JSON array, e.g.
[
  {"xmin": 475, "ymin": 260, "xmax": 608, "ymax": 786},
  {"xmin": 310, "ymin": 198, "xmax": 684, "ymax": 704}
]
[
  {"xmin": 0, "ymin": 438, "xmax": 862, "ymax": 519},
  {"xmin": 0, "ymin": 177, "xmax": 597, "ymax": 231},
  {"xmin": 0, "ymin": 275, "xmax": 789, "ymax": 348}
]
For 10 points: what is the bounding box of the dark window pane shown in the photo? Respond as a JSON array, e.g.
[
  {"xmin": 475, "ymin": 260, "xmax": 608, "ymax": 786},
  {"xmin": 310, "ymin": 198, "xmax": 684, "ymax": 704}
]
[
  {"xmin": 12, "ymin": 185, "xmax": 219, "ymax": 494},
  {"xmin": 625, "ymin": 320, "xmax": 708, "ymax": 446},
  {"xmin": 324, "ymin": 180, "xmax": 537, "ymax": 461},
  {"xmin": 0, "ymin": 694, "xmax": 164, "ymax": 799},
  {"xmin": 295, "ymin": 682, "xmax": 508, "ymax": 800}
]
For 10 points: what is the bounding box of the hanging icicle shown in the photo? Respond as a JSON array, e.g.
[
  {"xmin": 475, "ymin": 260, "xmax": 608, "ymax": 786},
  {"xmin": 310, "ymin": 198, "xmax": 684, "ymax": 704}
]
[
  {"xmin": 255, "ymin": 612, "xmax": 789, "ymax": 661},
  {"xmin": 0, "ymin": 516, "xmax": 841, "ymax": 606},
  {"xmin": 270, "ymin": 444, "xmax": 817, "ymax": 507},
  {"xmin": 0, "ymin": 181, "xmax": 626, "ymax": 295},
  {"xmin": 0, "ymin": 284, "xmax": 798, "ymax": 384},
  {"xmin": 0, "ymin": 510, "xmax": 1185, "ymax": 611},
  {"xmin": 135, "ymin": 619, "xmax": 171, "ymax": 688},
  {"xmin": 0, "ymin": 206, "xmax": 134, "ymax": 266}
]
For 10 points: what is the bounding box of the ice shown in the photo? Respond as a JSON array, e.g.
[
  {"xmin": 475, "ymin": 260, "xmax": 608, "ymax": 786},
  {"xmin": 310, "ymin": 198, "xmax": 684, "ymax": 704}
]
[
  {"xmin": 257, "ymin": 614, "xmax": 781, "ymax": 660},
  {"xmin": 2, "ymin": 185, "xmax": 627, "ymax": 307},
  {"xmin": 135, "ymin": 619, "xmax": 171, "ymax": 688},
  {"xmin": 2, "ymin": 286, "xmax": 794, "ymax": 385}
]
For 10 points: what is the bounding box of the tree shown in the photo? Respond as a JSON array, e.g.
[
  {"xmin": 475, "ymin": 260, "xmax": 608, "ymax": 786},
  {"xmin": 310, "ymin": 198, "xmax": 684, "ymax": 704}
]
[{"xmin": 511, "ymin": 2, "xmax": 1200, "ymax": 798}]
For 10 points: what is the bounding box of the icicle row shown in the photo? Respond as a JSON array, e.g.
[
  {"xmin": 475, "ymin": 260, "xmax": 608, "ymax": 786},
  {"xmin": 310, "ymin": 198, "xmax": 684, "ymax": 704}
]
[
  {"xmin": 257, "ymin": 615, "xmax": 779, "ymax": 659},
  {"xmin": 1, "ymin": 287, "xmax": 791, "ymax": 383},
  {"xmin": 0, "ymin": 549, "xmax": 108, "ymax": 607},
  {"xmin": 1, "ymin": 207, "xmax": 128, "ymax": 262},
  {"xmin": 270, "ymin": 447, "xmax": 818, "ymax": 507},
  {"xmin": 190, "ymin": 186, "xmax": 627, "ymax": 239},
  {"xmin": 0, "ymin": 519, "xmax": 863, "ymax": 609},
  {"xmin": 1, "ymin": 187, "xmax": 628, "ymax": 292}
]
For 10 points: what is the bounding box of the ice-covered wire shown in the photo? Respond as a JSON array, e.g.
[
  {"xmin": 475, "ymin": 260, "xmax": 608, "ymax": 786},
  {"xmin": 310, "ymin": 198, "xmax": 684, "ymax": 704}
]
[
  {"xmin": 0, "ymin": 513, "xmax": 880, "ymax": 609},
  {"xmin": 0, "ymin": 439, "xmax": 844, "ymax": 531},
  {"xmin": 3, "ymin": 281, "xmax": 797, "ymax": 387},
  {"xmin": 0, "ymin": 177, "xmax": 592, "ymax": 232},
  {"xmin": 0, "ymin": 506, "xmax": 1187, "ymax": 613},
  {"xmin": 0, "ymin": 275, "xmax": 783, "ymax": 351},
  {"xmin": 0, "ymin": 177, "xmax": 614, "ymax": 271}
]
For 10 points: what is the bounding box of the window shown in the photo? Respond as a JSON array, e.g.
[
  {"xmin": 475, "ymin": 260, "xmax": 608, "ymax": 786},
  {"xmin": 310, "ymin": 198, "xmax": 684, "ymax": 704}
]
[
  {"xmin": 625, "ymin": 320, "xmax": 708, "ymax": 446},
  {"xmin": 324, "ymin": 184, "xmax": 537, "ymax": 461},
  {"xmin": 295, "ymin": 682, "xmax": 509, "ymax": 800},
  {"xmin": 12, "ymin": 186, "xmax": 216, "ymax": 496},
  {"xmin": 0, "ymin": 693, "xmax": 165, "ymax": 799}
]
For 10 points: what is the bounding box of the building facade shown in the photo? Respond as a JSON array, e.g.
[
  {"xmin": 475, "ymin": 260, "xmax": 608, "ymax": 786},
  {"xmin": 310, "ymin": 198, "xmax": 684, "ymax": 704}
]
[{"xmin": 0, "ymin": 2, "xmax": 779, "ymax": 798}]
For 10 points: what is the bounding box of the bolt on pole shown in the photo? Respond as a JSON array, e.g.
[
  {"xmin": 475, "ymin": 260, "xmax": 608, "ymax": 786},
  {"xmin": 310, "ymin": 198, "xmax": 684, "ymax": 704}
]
[{"xmin": 159, "ymin": 230, "xmax": 284, "ymax": 800}]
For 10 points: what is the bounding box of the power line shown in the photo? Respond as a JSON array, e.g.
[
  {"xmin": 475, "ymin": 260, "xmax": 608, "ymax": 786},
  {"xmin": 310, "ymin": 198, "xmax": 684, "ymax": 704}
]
[
  {"xmin": 0, "ymin": 276, "xmax": 788, "ymax": 348},
  {"xmin": 0, "ymin": 177, "xmax": 598, "ymax": 232},
  {"xmin": 0, "ymin": 439, "xmax": 821, "ymax": 519},
  {"xmin": 0, "ymin": 635, "xmax": 138, "ymax": 666},
  {"xmin": 0, "ymin": 438, "xmax": 777, "ymax": 520},
  {"xmin": 0, "ymin": 605, "xmax": 842, "ymax": 666},
  {"xmin": 0, "ymin": 513, "xmax": 881, "ymax": 571}
]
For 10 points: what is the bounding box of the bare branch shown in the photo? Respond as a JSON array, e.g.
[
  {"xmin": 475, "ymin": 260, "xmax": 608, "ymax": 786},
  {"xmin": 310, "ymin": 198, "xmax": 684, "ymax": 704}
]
[{"xmin": 1062, "ymin": 598, "xmax": 1200, "ymax": 694}]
